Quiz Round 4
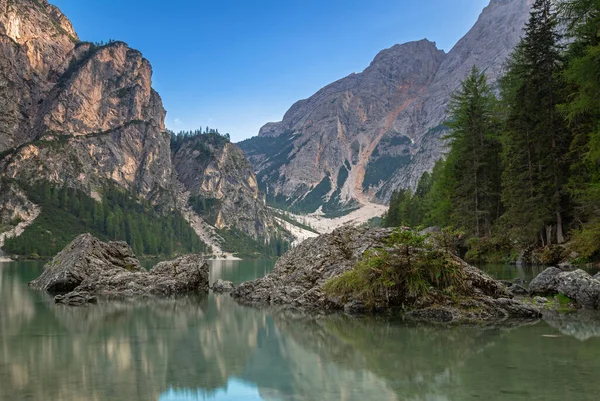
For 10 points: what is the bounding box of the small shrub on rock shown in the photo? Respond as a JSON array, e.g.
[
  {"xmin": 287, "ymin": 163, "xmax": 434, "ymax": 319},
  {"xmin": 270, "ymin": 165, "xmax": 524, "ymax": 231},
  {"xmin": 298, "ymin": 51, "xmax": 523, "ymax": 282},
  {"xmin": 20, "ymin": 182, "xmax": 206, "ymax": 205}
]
[{"xmin": 323, "ymin": 229, "xmax": 468, "ymax": 309}]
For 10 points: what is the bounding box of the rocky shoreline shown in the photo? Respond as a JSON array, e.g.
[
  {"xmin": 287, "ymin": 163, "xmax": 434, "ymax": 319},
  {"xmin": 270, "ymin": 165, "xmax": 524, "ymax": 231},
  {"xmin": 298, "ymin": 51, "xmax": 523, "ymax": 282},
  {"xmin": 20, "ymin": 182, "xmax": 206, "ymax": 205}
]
[{"xmin": 232, "ymin": 227, "xmax": 541, "ymax": 323}]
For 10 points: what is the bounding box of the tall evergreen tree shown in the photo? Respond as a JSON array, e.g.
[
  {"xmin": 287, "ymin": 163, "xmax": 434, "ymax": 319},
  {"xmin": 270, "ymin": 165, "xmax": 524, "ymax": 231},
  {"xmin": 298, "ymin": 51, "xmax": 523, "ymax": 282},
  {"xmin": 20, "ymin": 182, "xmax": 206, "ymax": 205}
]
[
  {"xmin": 560, "ymin": 0, "xmax": 600, "ymax": 221},
  {"xmin": 444, "ymin": 66, "xmax": 502, "ymax": 237},
  {"xmin": 500, "ymin": 0, "xmax": 569, "ymax": 246}
]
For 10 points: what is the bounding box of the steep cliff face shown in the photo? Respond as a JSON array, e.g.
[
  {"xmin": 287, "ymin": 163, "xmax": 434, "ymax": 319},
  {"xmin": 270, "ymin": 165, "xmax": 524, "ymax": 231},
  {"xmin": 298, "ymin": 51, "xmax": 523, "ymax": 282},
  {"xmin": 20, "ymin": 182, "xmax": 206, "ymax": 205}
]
[
  {"xmin": 172, "ymin": 133, "xmax": 276, "ymax": 240},
  {"xmin": 0, "ymin": 40, "xmax": 175, "ymax": 204},
  {"xmin": 239, "ymin": 0, "xmax": 533, "ymax": 210},
  {"xmin": 241, "ymin": 40, "xmax": 445, "ymax": 214},
  {"xmin": 0, "ymin": 0, "xmax": 279, "ymax": 256},
  {"xmin": 0, "ymin": 0, "xmax": 77, "ymax": 152}
]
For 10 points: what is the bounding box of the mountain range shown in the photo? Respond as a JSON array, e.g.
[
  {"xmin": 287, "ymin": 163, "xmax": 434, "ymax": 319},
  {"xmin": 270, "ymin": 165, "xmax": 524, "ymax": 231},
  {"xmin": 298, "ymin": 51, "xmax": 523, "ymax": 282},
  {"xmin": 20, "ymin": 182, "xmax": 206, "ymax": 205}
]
[
  {"xmin": 0, "ymin": 0, "xmax": 533, "ymax": 257},
  {"xmin": 239, "ymin": 0, "xmax": 533, "ymax": 216}
]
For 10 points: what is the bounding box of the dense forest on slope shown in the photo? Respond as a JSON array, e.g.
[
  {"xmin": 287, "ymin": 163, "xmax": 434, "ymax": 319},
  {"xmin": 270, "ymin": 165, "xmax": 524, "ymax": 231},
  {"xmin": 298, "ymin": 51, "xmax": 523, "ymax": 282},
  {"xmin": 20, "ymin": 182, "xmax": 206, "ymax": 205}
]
[
  {"xmin": 383, "ymin": 0, "xmax": 600, "ymax": 265},
  {"xmin": 3, "ymin": 181, "xmax": 208, "ymax": 258}
]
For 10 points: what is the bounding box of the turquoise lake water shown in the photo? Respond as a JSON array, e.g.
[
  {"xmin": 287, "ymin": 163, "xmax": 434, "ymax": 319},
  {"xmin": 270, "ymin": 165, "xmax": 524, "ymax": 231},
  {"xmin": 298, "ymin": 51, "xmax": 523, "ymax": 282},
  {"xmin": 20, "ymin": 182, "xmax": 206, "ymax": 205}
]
[{"xmin": 1, "ymin": 260, "xmax": 600, "ymax": 401}]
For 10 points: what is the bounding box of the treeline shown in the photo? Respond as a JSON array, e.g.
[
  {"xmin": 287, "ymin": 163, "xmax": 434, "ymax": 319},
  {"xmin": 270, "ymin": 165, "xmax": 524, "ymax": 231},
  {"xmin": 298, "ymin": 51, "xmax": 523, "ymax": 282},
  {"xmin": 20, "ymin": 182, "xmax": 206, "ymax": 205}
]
[
  {"xmin": 4, "ymin": 183, "xmax": 208, "ymax": 258},
  {"xmin": 384, "ymin": 0, "xmax": 600, "ymax": 263},
  {"xmin": 169, "ymin": 127, "xmax": 231, "ymax": 152}
]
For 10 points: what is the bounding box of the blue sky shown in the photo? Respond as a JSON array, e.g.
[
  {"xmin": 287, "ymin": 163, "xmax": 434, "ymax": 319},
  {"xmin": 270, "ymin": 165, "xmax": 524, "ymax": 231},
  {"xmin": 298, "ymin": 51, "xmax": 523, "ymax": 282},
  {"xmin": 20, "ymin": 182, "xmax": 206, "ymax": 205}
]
[{"xmin": 51, "ymin": 0, "xmax": 490, "ymax": 142}]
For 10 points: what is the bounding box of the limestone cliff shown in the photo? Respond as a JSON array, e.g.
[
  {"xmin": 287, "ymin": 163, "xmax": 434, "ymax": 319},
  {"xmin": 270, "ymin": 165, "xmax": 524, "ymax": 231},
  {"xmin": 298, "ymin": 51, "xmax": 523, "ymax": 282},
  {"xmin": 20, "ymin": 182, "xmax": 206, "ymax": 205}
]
[
  {"xmin": 0, "ymin": 0, "xmax": 77, "ymax": 152},
  {"xmin": 0, "ymin": 0, "xmax": 278, "ymax": 255},
  {"xmin": 0, "ymin": 39, "xmax": 176, "ymax": 204},
  {"xmin": 239, "ymin": 0, "xmax": 533, "ymax": 210}
]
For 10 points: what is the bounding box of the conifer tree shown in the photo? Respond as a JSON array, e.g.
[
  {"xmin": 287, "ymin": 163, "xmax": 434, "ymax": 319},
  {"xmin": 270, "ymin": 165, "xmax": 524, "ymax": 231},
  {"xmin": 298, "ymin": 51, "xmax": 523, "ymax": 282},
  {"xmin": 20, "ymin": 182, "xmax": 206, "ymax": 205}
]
[
  {"xmin": 500, "ymin": 0, "xmax": 569, "ymax": 245},
  {"xmin": 445, "ymin": 66, "xmax": 502, "ymax": 237}
]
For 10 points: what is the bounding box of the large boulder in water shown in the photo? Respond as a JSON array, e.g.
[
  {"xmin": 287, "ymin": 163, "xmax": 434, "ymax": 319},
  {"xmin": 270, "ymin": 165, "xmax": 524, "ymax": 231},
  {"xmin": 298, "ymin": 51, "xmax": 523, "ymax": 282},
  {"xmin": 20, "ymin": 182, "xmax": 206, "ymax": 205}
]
[
  {"xmin": 29, "ymin": 233, "xmax": 141, "ymax": 293},
  {"xmin": 76, "ymin": 254, "xmax": 209, "ymax": 297},
  {"xmin": 530, "ymin": 267, "xmax": 600, "ymax": 309},
  {"xmin": 30, "ymin": 234, "xmax": 209, "ymax": 301},
  {"xmin": 232, "ymin": 227, "xmax": 540, "ymax": 323},
  {"xmin": 528, "ymin": 267, "xmax": 563, "ymax": 296}
]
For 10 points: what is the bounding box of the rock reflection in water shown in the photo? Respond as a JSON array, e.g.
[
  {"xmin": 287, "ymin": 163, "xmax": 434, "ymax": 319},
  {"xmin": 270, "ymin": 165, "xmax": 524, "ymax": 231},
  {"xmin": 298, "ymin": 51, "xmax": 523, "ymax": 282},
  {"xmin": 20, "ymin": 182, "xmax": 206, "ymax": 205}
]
[{"xmin": 3, "ymin": 262, "xmax": 600, "ymax": 401}]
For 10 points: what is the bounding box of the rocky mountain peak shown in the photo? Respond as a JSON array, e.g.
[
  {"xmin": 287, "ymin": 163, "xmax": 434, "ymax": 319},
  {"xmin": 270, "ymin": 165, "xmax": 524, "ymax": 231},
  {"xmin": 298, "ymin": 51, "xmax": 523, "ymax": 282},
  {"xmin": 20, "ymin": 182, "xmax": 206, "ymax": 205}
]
[
  {"xmin": 241, "ymin": 0, "xmax": 533, "ymax": 214},
  {"xmin": 38, "ymin": 40, "xmax": 166, "ymax": 137}
]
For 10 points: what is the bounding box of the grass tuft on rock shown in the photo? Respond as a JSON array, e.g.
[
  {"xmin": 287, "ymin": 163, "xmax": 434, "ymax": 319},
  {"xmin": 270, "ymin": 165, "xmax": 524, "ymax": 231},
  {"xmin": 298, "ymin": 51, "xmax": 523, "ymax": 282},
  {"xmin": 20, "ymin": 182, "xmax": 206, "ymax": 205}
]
[{"xmin": 323, "ymin": 229, "xmax": 468, "ymax": 309}]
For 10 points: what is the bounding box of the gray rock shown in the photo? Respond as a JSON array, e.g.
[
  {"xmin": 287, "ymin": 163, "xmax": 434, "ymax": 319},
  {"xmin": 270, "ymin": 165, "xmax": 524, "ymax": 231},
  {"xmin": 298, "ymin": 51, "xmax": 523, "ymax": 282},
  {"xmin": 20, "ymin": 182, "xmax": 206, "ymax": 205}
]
[
  {"xmin": 55, "ymin": 291, "xmax": 97, "ymax": 306},
  {"xmin": 29, "ymin": 233, "xmax": 141, "ymax": 294},
  {"xmin": 30, "ymin": 234, "xmax": 209, "ymax": 301},
  {"xmin": 558, "ymin": 262, "xmax": 573, "ymax": 270},
  {"xmin": 528, "ymin": 267, "xmax": 563, "ymax": 296},
  {"xmin": 594, "ymin": 272, "xmax": 600, "ymax": 281},
  {"xmin": 556, "ymin": 270, "xmax": 600, "ymax": 310},
  {"xmin": 212, "ymin": 279, "xmax": 235, "ymax": 293},
  {"xmin": 76, "ymin": 254, "xmax": 209, "ymax": 297},
  {"xmin": 343, "ymin": 300, "xmax": 367, "ymax": 314},
  {"xmin": 529, "ymin": 267, "xmax": 600, "ymax": 309},
  {"xmin": 232, "ymin": 227, "xmax": 540, "ymax": 323},
  {"xmin": 508, "ymin": 284, "xmax": 528, "ymax": 297},
  {"xmin": 533, "ymin": 296, "xmax": 548, "ymax": 305}
]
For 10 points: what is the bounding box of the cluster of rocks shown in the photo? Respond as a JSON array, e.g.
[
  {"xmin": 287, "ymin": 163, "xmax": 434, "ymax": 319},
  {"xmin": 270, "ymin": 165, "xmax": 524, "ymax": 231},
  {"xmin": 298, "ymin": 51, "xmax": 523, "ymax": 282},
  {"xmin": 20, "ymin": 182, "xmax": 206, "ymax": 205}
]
[
  {"xmin": 529, "ymin": 267, "xmax": 600, "ymax": 309},
  {"xmin": 30, "ymin": 234, "xmax": 209, "ymax": 305},
  {"xmin": 232, "ymin": 226, "xmax": 541, "ymax": 323}
]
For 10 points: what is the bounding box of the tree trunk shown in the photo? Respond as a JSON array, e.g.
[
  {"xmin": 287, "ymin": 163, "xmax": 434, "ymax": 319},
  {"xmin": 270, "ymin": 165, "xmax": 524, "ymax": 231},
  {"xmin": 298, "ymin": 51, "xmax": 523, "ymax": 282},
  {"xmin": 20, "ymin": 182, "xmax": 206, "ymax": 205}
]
[
  {"xmin": 545, "ymin": 225, "xmax": 553, "ymax": 246},
  {"xmin": 556, "ymin": 211, "xmax": 565, "ymax": 244}
]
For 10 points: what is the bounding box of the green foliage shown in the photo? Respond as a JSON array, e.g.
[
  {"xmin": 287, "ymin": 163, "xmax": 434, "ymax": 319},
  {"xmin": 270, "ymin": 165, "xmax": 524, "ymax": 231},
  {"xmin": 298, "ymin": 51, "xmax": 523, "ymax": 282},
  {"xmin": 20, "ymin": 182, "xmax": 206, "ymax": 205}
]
[
  {"xmin": 445, "ymin": 66, "xmax": 503, "ymax": 237},
  {"xmin": 535, "ymin": 245, "xmax": 567, "ymax": 266},
  {"xmin": 381, "ymin": 2, "xmax": 595, "ymax": 262},
  {"xmin": 568, "ymin": 220, "xmax": 600, "ymax": 259},
  {"xmin": 555, "ymin": 293, "xmax": 575, "ymax": 307},
  {"xmin": 170, "ymin": 127, "xmax": 230, "ymax": 153},
  {"xmin": 464, "ymin": 236, "xmax": 512, "ymax": 264},
  {"xmin": 4, "ymin": 183, "xmax": 207, "ymax": 258},
  {"xmin": 323, "ymin": 229, "xmax": 467, "ymax": 309},
  {"xmin": 500, "ymin": 0, "xmax": 570, "ymax": 247}
]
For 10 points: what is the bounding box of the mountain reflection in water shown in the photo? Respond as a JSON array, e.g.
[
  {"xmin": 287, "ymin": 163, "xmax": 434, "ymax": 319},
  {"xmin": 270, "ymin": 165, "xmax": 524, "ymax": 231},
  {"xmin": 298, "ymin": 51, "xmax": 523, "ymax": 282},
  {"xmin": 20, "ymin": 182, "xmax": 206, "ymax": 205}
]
[{"xmin": 1, "ymin": 261, "xmax": 600, "ymax": 401}]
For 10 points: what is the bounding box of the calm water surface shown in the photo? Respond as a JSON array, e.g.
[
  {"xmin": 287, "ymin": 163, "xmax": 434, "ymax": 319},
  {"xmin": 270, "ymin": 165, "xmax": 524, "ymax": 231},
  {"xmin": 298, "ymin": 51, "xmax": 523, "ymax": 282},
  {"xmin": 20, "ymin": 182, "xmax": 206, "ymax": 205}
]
[{"xmin": 1, "ymin": 260, "xmax": 600, "ymax": 401}]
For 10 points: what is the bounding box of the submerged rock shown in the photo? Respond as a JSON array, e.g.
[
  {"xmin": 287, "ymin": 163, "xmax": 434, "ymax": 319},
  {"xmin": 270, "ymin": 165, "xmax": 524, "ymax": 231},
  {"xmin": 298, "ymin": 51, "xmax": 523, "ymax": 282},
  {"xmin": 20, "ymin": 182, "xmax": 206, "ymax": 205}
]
[
  {"xmin": 30, "ymin": 234, "xmax": 209, "ymax": 302},
  {"xmin": 500, "ymin": 280, "xmax": 528, "ymax": 297},
  {"xmin": 211, "ymin": 279, "xmax": 235, "ymax": 293},
  {"xmin": 55, "ymin": 291, "xmax": 97, "ymax": 306},
  {"xmin": 530, "ymin": 267, "xmax": 600, "ymax": 309},
  {"xmin": 232, "ymin": 227, "xmax": 540, "ymax": 323}
]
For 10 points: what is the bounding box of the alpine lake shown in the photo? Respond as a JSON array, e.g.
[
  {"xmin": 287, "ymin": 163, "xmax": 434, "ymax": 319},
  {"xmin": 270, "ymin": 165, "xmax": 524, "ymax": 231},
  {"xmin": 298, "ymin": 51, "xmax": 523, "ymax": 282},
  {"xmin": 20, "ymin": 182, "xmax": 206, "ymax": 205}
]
[{"xmin": 1, "ymin": 260, "xmax": 600, "ymax": 401}]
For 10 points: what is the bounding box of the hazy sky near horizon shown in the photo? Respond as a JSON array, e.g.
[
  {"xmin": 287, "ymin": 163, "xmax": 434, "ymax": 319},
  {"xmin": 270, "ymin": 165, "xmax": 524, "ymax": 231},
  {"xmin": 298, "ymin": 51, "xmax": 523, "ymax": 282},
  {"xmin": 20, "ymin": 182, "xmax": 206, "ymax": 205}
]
[{"xmin": 52, "ymin": 0, "xmax": 490, "ymax": 142}]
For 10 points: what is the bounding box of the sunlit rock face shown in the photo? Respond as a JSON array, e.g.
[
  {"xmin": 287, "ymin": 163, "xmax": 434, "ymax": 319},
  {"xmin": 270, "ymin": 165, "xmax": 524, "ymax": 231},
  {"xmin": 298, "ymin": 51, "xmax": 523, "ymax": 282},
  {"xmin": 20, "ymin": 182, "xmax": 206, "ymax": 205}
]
[
  {"xmin": 0, "ymin": 0, "xmax": 77, "ymax": 152},
  {"xmin": 239, "ymin": 0, "xmax": 533, "ymax": 211},
  {"xmin": 0, "ymin": 1, "xmax": 175, "ymax": 204},
  {"xmin": 0, "ymin": 0, "xmax": 276, "ymax": 241}
]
